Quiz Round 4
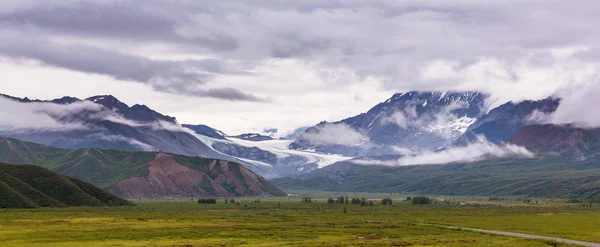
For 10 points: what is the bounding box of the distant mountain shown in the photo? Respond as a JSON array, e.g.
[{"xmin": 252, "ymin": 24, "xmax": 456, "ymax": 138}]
[
  {"xmin": 290, "ymin": 91, "xmax": 488, "ymax": 156},
  {"xmin": 86, "ymin": 95, "xmax": 177, "ymax": 123},
  {"xmin": 0, "ymin": 162, "xmax": 133, "ymax": 208},
  {"xmin": 509, "ymin": 124, "xmax": 600, "ymax": 152},
  {"xmin": 0, "ymin": 136, "xmax": 286, "ymax": 198},
  {"xmin": 233, "ymin": 133, "xmax": 274, "ymax": 142},
  {"xmin": 280, "ymin": 127, "xmax": 310, "ymax": 140},
  {"xmin": 459, "ymin": 97, "xmax": 560, "ymax": 144}
]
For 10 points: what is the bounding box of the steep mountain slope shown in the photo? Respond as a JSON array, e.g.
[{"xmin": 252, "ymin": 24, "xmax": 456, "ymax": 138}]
[
  {"xmin": 0, "ymin": 136, "xmax": 286, "ymax": 198},
  {"xmin": 273, "ymin": 148, "xmax": 600, "ymax": 198},
  {"xmin": 291, "ymin": 91, "xmax": 488, "ymax": 156},
  {"xmin": 0, "ymin": 162, "xmax": 133, "ymax": 208},
  {"xmin": 459, "ymin": 97, "xmax": 560, "ymax": 144},
  {"xmin": 509, "ymin": 124, "xmax": 600, "ymax": 152},
  {"xmin": 182, "ymin": 124, "xmax": 227, "ymax": 140}
]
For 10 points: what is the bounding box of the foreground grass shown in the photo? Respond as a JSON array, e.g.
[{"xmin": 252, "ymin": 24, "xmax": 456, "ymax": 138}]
[{"xmin": 0, "ymin": 197, "xmax": 596, "ymax": 246}]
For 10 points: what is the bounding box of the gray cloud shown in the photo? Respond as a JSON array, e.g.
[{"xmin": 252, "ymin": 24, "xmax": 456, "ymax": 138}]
[
  {"xmin": 300, "ymin": 123, "xmax": 370, "ymax": 146},
  {"xmin": 1, "ymin": 1, "xmax": 600, "ymax": 109},
  {"xmin": 551, "ymin": 82, "xmax": 600, "ymax": 128},
  {"xmin": 0, "ymin": 28, "xmax": 265, "ymax": 101},
  {"xmin": 0, "ymin": 96, "xmax": 98, "ymax": 132}
]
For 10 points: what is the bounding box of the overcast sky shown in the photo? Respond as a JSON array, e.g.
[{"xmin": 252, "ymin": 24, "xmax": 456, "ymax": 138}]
[{"xmin": 1, "ymin": 0, "xmax": 599, "ymax": 135}]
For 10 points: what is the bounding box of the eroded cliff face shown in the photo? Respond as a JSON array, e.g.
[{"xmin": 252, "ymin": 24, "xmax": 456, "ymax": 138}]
[{"xmin": 106, "ymin": 153, "xmax": 283, "ymax": 198}]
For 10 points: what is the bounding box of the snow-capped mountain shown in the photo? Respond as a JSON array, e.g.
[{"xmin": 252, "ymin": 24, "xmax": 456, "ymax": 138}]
[
  {"xmin": 290, "ymin": 91, "xmax": 488, "ymax": 156},
  {"xmin": 0, "ymin": 91, "xmax": 564, "ymax": 178}
]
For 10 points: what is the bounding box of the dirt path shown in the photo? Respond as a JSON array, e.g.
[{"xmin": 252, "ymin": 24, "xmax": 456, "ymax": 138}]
[{"xmin": 435, "ymin": 225, "xmax": 600, "ymax": 247}]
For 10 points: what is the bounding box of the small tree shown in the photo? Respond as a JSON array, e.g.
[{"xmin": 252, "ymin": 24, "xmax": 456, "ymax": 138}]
[
  {"xmin": 382, "ymin": 197, "xmax": 393, "ymax": 205},
  {"xmin": 198, "ymin": 198, "xmax": 217, "ymax": 204},
  {"xmin": 327, "ymin": 198, "xmax": 335, "ymax": 204},
  {"xmin": 360, "ymin": 198, "xmax": 367, "ymax": 207}
]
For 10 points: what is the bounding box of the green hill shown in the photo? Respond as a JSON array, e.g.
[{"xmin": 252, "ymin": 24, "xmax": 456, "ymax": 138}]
[
  {"xmin": 0, "ymin": 137, "xmax": 286, "ymax": 198},
  {"xmin": 273, "ymin": 149, "xmax": 600, "ymax": 199},
  {"xmin": 0, "ymin": 163, "xmax": 133, "ymax": 208}
]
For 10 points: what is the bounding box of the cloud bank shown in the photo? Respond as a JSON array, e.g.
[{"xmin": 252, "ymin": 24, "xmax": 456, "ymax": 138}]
[
  {"xmin": 551, "ymin": 82, "xmax": 600, "ymax": 128},
  {"xmin": 353, "ymin": 136, "xmax": 534, "ymax": 166},
  {"xmin": 300, "ymin": 123, "xmax": 370, "ymax": 146},
  {"xmin": 0, "ymin": 97, "xmax": 99, "ymax": 132}
]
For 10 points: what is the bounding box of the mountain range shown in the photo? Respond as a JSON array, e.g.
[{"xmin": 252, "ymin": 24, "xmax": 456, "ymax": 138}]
[
  {"xmin": 2, "ymin": 89, "xmax": 599, "ymax": 198},
  {"xmin": 0, "ymin": 94, "xmax": 349, "ymax": 178}
]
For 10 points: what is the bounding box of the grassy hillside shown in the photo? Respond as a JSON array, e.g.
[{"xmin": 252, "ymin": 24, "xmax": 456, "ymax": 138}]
[
  {"xmin": 0, "ymin": 137, "xmax": 286, "ymax": 198},
  {"xmin": 0, "ymin": 163, "xmax": 133, "ymax": 208},
  {"xmin": 273, "ymin": 149, "xmax": 600, "ymax": 198}
]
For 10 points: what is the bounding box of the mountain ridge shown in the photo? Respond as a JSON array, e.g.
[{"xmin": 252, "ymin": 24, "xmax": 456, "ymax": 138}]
[
  {"xmin": 0, "ymin": 136, "xmax": 286, "ymax": 198},
  {"xmin": 0, "ymin": 162, "xmax": 134, "ymax": 208}
]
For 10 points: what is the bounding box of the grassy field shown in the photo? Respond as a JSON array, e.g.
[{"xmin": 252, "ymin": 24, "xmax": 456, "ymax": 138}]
[{"xmin": 0, "ymin": 196, "xmax": 598, "ymax": 246}]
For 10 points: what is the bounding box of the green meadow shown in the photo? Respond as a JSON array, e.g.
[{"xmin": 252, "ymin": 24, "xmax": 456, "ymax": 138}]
[{"xmin": 1, "ymin": 196, "xmax": 598, "ymax": 246}]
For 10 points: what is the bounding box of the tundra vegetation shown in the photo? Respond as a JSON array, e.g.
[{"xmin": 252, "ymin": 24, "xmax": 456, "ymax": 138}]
[{"xmin": 1, "ymin": 195, "xmax": 599, "ymax": 246}]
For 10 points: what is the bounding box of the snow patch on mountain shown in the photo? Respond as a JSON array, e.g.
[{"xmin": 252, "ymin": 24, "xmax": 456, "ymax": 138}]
[{"xmin": 228, "ymin": 137, "xmax": 352, "ymax": 168}]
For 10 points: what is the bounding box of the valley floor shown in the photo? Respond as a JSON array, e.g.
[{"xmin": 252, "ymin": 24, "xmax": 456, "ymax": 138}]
[{"xmin": 1, "ymin": 196, "xmax": 599, "ymax": 246}]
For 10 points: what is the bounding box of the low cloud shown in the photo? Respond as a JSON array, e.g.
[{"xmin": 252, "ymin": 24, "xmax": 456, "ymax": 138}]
[
  {"xmin": 300, "ymin": 123, "xmax": 369, "ymax": 146},
  {"xmin": 526, "ymin": 109, "xmax": 554, "ymax": 125},
  {"xmin": 382, "ymin": 106, "xmax": 416, "ymax": 129},
  {"xmin": 0, "ymin": 96, "xmax": 203, "ymax": 137},
  {"xmin": 551, "ymin": 82, "xmax": 600, "ymax": 128},
  {"xmin": 382, "ymin": 100, "xmax": 479, "ymax": 137},
  {"xmin": 353, "ymin": 136, "xmax": 534, "ymax": 166},
  {"xmin": 0, "ymin": 97, "xmax": 99, "ymax": 132},
  {"xmin": 89, "ymin": 133, "xmax": 157, "ymax": 152}
]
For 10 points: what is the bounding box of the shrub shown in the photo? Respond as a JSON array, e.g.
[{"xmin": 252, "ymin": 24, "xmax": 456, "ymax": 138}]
[
  {"xmin": 327, "ymin": 198, "xmax": 335, "ymax": 204},
  {"xmin": 412, "ymin": 196, "xmax": 431, "ymax": 205},
  {"xmin": 198, "ymin": 198, "xmax": 217, "ymax": 204}
]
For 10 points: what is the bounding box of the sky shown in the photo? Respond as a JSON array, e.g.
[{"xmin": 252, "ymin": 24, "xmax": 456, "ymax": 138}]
[{"xmin": 1, "ymin": 0, "xmax": 600, "ymax": 135}]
